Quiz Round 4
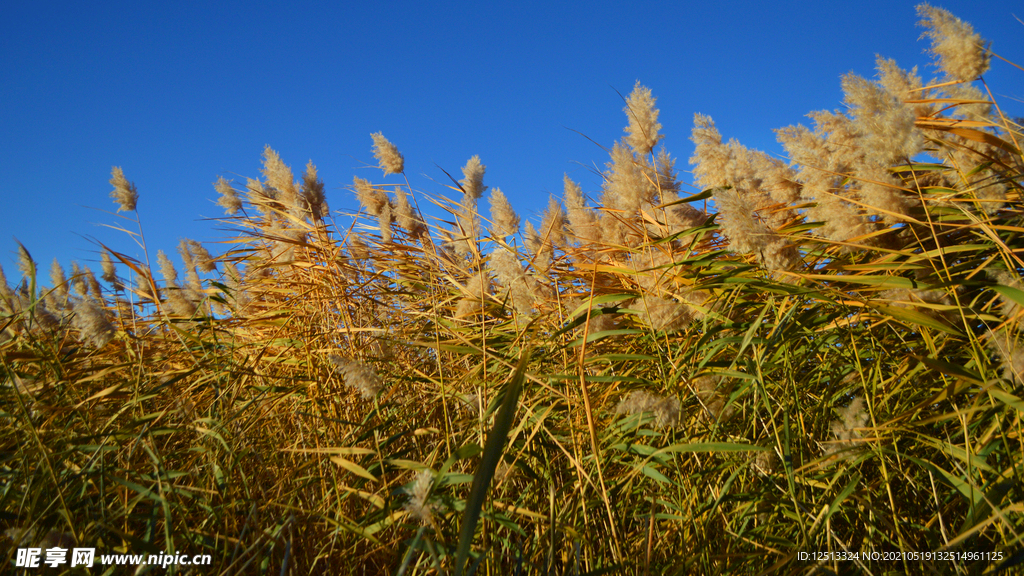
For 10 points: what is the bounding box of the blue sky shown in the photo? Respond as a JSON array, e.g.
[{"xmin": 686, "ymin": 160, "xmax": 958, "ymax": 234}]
[{"xmin": 2, "ymin": 1, "xmax": 1021, "ymax": 281}]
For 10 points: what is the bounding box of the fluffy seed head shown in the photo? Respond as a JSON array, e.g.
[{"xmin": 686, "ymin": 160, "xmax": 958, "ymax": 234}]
[
  {"xmin": 615, "ymin": 390, "xmax": 681, "ymax": 429},
  {"xmin": 157, "ymin": 251, "xmax": 178, "ymax": 287},
  {"xmin": 563, "ymin": 175, "xmax": 601, "ymax": 243},
  {"xmin": 221, "ymin": 262, "xmax": 250, "ymax": 309},
  {"xmin": 523, "ymin": 221, "xmax": 543, "ymax": 258},
  {"xmin": 165, "ymin": 288, "xmax": 199, "ymax": 318},
  {"xmin": 178, "ymin": 240, "xmax": 203, "ymax": 293},
  {"xmin": 353, "ymin": 177, "xmax": 389, "ymax": 217},
  {"xmin": 215, "ymin": 176, "xmax": 243, "ymax": 215},
  {"xmin": 83, "ymin": 266, "xmax": 102, "ymax": 299},
  {"xmin": 714, "ymin": 188, "xmax": 770, "ymax": 255},
  {"xmin": 808, "ymin": 110, "xmax": 865, "ymax": 172},
  {"xmin": 693, "ymin": 375, "xmax": 736, "ymax": 422},
  {"xmin": 875, "ymin": 57, "xmax": 933, "ymax": 118},
  {"xmin": 690, "ymin": 114, "xmax": 729, "ymax": 190},
  {"xmin": 16, "ymin": 241, "xmax": 34, "ymax": 279},
  {"xmin": 301, "ymin": 161, "xmax": 327, "ymax": 220},
  {"xmin": 109, "ymin": 167, "xmax": 139, "ymax": 212},
  {"xmin": 623, "ymin": 81, "xmax": 663, "ymax": 155},
  {"xmin": 488, "ymin": 187, "xmax": 519, "ymax": 238},
  {"xmin": 635, "ymin": 295, "xmax": 692, "ymax": 332},
  {"xmin": 261, "ymin": 145, "xmax": 298, "ymax": 202},
  {"xmin": 70, "ymin": 262, "xmax": 88, "ymax": 297},
  {"xmin": 348, "ymin": 236, "xmax": 370, "ymax": 261},
  {"xmin": 855, "ymin": 165, "xmax": 912, "ymax": 223},
  {"xmin": 186, "ymin": 239, "xmax": 217, "ymax": 273},
  {"xmin": 371, "ymin": 132, "xmax": 405, "ymax": 175},
  {"xmin": 455, "ymin": 271, "xmax": 490, "ymax": 318},
  {"xmin": 378, "ymin": 202, "xmax": 394, "ymax": 243},
  {"xmin": 0, "ymin": 264, "xmax": 11, "ymax": 306},
  {"xmin": 525, "ymin": 226, "xmax": 553, "ymax": 275},
  {"xmin": 748, "ymin": 152, "xmax": 801, "ymax": 206},
  {"xmin": 940, "ymin": 80, "xmax": 992, "ymax": 120},
  {"xmin": 583, "ymin": 308, "xmax": 617, "ymax": 335},
  {"xmin": 101, "ymin": 252, "xmax": 116, "ymax": 283},
  {"xmin": 842, "ymin": 72, "xmax": 922, "ymax": 164},
  {"xmin": 487, "ymin": 249, "xmax": 536, "ymax": 314},
  {"xmin": 246, "ymin": 178, "xmax": 269, "ymax": 200},
  {"xmin": 403, "ymin": 469, "xmax": 437, "ymax": 525},
  {"xmin": 50, "ymin": 259, "xmax": 67, "ymax": 298},
  {"xmin": 451, "ymin": 195, "xmax": 481, "ymax": 259},
  {"xmin": 488, "ymin": 248, "xmax": 524, "ymax": 287},
  {"xmin": 101, "ymin": 252, "xmax": 122, "ymax": 291},
  {"xmin": 72, "ymin": 298, "xmax": 115, "ymax": 348},
  {"xmin": 603, "ymin": 141, "xmax": 655, "ymax": 214},
  {"xmin": 917, "ymin": 3, "xmax": 991, "ymax": 82},
  {"xmin": 654, "ymin": 148, "xmax": 680, "ymax": 197},
  {"xmin": 394, "ymin": 187, "xmax": 425, "ymax": 236},
  {"xmin": 460, "ymin": 156, "xmax": 487, "ymax": 201},
  {"xmin": 832, "ymin": 396, "xmax": 869, "ymax": 442},
  {"xmin": 328, "ymin": 355, "xmax": 384, "ymax": 399},
  {"xmin": 563, "ymin": 175, "xmax": 585, "ymax": 212},
  {"xmin": 540, "ymin": 196, "xmax": 566, "ymax": 248}
]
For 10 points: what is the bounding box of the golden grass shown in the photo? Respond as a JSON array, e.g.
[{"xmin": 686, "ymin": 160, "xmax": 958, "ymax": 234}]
[{"xmin": 2, "ymin": 6, "xmax": 1023, "ymax": 575}]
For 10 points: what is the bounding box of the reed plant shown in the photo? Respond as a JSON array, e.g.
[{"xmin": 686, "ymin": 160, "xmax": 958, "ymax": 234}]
[{"xmin": 2, "ymin": 4, "xmax": 1022, "ymax": 574}]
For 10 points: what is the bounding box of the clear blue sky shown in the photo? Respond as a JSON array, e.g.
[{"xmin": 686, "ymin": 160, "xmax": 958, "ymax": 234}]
[{"xmin": 2, "ymin": 1, "xmax": 1021, "ymax": 281}]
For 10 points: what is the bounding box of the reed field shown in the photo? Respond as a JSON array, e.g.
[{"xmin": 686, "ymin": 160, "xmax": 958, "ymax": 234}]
[{"xmin": 3, "ymin": 5, "xmax": 1023, "ymax": 574}]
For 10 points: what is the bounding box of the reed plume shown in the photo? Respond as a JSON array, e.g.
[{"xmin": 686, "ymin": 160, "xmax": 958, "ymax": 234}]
[
  {"xmin": 623, "ymin": 80, "xmax": 663, "ymax": 155},
  {"xmin": 109, "ymin": 167, "xmax": 139, "ymax": 212},
  {"xmin": 917, "ymin": 3, "xmax": 991, "ymax": 82},
  {"xmin": 371, "ymin": 132, "xmax": 405, "ymax": 176},
  {"xmin": 215, "ymin": 176, "xmax": 243, "ymax": 215}
]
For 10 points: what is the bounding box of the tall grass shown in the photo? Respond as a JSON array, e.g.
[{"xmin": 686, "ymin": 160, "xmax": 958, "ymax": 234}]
[{"xmin": 2, "ymin": 4, "xmax": 1023, "ymax": 574}]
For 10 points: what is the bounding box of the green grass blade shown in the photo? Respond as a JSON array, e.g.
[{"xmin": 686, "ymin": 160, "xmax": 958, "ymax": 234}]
[{"xmin": 453, "ymin": 347, "xmax": 530, "ymax": 576}]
